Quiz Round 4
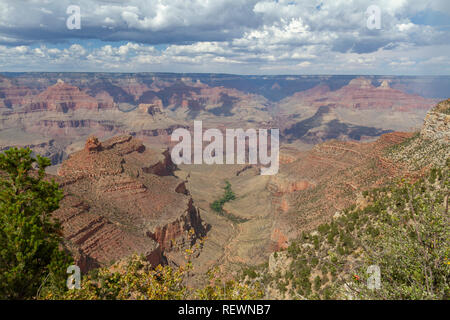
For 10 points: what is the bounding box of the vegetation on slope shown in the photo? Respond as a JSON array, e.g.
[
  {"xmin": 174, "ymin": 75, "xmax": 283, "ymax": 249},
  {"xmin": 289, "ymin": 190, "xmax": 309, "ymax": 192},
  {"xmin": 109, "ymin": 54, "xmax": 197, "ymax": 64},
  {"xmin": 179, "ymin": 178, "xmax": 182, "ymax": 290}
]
[
  {"xmin": 433, "ymin": 98, "xmax": 450, "ymax": 115},
  {"xmin": 244, "ymin": 161, "xmax": 449, "ymax": 300},
  {"xmin": 388, "ymin": 132, "xmax": 448, "ymax": 170},
  {"xmin": 210, "ymin": 181, "xmax": 248, "ymax": 224}
]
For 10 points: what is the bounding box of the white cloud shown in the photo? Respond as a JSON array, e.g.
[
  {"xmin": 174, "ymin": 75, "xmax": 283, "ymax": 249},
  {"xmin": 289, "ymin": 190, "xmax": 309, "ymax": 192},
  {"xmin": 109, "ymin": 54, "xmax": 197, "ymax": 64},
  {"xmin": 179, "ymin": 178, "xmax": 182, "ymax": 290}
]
[
  {"xmin": 0, "ymin": 0, "xmax": 447, "ymax": 74},
  {"xmin": 397, "ymin": 23, "xmax": 415, "ymax": 31}
]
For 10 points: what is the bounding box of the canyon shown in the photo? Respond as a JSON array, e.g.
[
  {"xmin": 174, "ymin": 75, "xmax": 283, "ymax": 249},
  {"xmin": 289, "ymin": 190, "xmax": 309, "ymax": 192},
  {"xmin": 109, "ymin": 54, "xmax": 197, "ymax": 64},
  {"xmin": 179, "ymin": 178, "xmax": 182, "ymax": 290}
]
[
  {"xmin": 176, "ymin": 99, "xmax": 448, "ymax": 280},
  {"xmin": 0, "ymin": 73, "xmax": 441, "ymax": 167},
  {"xmin": 0, "ymin": 72, "xmax": 448, "ymax": 282}
]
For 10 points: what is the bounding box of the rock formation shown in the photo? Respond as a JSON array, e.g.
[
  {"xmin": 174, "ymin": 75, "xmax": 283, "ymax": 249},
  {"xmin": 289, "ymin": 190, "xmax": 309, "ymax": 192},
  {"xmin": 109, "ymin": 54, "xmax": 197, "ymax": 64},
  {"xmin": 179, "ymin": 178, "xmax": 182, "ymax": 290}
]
[
  {"xmin": 280, "ymin": 77, "xmax": 436, "ymax": 111},
  {"xmin": 25, "ymin": 80, "xmax": 114, "ymax": 112},
  {"xmin": 53, "ymin": 135, "xmax": 207, "ymax": 271},
  {"xmin": 389, "ymin": 99, "xmax": 450, "ymax": 170},
  {"xmin": 0, "ymin": 75, "xmax": 37, "ymax": 108},
  {"xmin": 421, "ymin": 98, "xmax": 450, "ymax": 143}
]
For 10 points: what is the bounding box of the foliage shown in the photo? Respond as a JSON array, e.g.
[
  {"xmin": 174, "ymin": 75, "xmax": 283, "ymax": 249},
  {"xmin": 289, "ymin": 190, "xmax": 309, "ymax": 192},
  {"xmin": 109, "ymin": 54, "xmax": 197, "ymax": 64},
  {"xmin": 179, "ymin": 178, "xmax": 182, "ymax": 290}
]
[
  {"xmin": 351, "ymin": 168, "xmax": 449, "ymax": 299},
  {"xmin": 47, "ymin": 255, "xmax": 264, "ymax": 300},
  {"xmin": 210, "ymin": 181, "xmax": 248, "ymax": 223},
  {"xmin": 0, "ymin": 148, "xmax": 72, "ymax": 299},
  {"xmin": 433, "ymin": 98, "xmax": 450, "ymax": 115},
  {"xmin": 196, "ymin": 267, "xmax": 264, "ymax": 300},
  {"xmin": 50, "ymin": 254, "xmax": 188, "ymax": 300},
  {"xmin": 210, "ymin": 180, "xmax": 236, "ymax": 212},
  {"xmin": 252, "ymin": 162, "xmax": 449, "ymax": 300}
]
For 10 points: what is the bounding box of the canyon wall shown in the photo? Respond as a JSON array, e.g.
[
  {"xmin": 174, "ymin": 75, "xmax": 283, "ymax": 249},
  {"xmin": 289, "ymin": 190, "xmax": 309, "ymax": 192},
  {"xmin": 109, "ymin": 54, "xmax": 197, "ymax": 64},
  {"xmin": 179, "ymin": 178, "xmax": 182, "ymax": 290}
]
[{"xmin": 53, "ymin": 135, "xmax": 207, "ymax": 271}]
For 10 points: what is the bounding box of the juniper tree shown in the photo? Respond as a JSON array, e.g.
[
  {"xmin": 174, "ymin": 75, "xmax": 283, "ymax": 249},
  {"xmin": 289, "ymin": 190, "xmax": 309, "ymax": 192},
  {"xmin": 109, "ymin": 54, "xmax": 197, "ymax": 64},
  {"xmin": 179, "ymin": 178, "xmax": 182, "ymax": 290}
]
[{"xmin": 0, "ymin": 148, "xmax": 71, "ymax": 299}]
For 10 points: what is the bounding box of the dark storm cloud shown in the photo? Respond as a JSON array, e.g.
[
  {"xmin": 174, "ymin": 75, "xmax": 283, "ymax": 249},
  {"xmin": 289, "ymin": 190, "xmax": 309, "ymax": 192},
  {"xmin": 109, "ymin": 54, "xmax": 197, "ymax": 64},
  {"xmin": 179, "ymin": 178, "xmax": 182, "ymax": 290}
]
[{"xmin": 0, "ymin": 0, "xmax": 262, "ymax": 45}]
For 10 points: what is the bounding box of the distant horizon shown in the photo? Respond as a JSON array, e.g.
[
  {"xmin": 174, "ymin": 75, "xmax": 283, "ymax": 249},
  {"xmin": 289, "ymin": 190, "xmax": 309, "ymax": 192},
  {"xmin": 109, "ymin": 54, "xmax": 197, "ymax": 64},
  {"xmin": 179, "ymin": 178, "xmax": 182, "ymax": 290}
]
[
  {"xmin": 2, "ymin": 72, "xmax": 450, "ymax": 77},
  {"xmin": 3, "ymin": 72, "xmax": 448, "ymax": 100}
]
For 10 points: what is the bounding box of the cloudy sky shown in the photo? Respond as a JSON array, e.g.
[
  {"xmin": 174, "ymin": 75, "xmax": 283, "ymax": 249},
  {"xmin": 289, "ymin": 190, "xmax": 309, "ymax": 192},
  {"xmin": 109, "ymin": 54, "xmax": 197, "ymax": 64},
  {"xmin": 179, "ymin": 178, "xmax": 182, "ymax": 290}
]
[{"xmin": 0, "ymin": 0, "xmax": 449, "ymax": 74}]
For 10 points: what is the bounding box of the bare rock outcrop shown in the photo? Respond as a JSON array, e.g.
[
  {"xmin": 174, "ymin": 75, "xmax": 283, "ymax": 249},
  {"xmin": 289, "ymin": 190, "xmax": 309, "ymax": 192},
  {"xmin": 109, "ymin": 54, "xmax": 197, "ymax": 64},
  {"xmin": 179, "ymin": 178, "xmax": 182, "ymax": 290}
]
[
  {"xmin": 389, "ymin": 99, "xmax": 449, "ymax": 170},
  {"xmin": 421, "ymin": 99, "xmax": 450, "ymax": 143},
  {"xmin": 53, "ymin": 135, "xmax": 206, "ymax": 271}
]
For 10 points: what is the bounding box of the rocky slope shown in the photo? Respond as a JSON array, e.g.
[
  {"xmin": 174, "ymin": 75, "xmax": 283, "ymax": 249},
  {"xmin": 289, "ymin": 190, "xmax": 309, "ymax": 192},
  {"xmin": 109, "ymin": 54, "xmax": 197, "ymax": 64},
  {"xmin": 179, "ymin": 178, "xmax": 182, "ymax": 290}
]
[
  {"xmin": 269, "ymin": 131, "xmax": 413, "ymax": 241},
  {"xmin": 260, "ymin": 162, "xmax": 449, "ymax": 300},
  {"xmin": 282, "ymin": 105, "xmax": 393, "ymax": 144},
  {"xmin": 25, "ymin": 79, "xmax": 115, "ymax": 112},
  {"xmin": 52, "ymin": 135, "xmax": 207, "ymax": 272},
  {"xmin": 388, "ymin": 98, "xmax": 450, "ymax": 170},
  {"xmin": 421, "ymin": 98, "xmax": 450, "ymax": 143}
]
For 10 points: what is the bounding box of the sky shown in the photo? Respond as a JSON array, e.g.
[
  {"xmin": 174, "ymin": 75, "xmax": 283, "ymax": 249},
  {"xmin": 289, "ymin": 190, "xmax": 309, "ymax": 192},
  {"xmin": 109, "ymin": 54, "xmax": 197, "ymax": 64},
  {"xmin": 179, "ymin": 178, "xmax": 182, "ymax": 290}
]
[{"xmin": 0, "ymin": 0, "xmax": 449, "ymax": 75}]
